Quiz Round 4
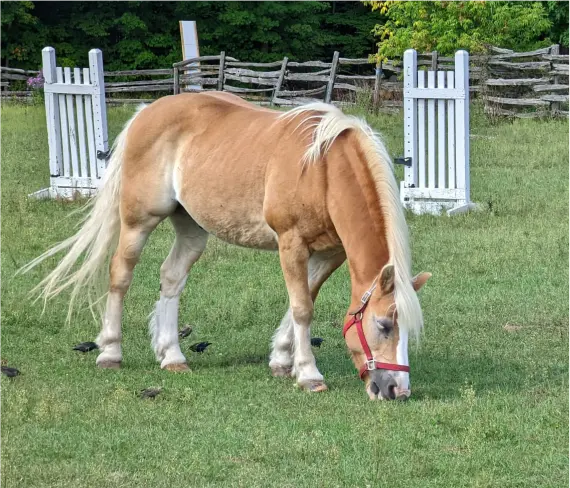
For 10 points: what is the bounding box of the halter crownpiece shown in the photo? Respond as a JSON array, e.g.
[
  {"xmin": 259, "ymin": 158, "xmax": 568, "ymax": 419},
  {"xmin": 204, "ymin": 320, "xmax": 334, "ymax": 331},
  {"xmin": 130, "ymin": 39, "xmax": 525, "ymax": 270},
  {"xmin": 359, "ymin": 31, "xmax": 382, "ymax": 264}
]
[{"xmin": 342, "ymin": 279, "xmax": 410, "ymax": 380}]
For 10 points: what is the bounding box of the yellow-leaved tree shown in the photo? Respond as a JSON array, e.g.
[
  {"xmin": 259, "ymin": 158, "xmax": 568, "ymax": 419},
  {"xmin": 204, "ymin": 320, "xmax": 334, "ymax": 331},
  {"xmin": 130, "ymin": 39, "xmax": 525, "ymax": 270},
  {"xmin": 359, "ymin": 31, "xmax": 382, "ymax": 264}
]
[{"xmin": 365, "ymin": 1, "xmax": 553, "ymax": 61}]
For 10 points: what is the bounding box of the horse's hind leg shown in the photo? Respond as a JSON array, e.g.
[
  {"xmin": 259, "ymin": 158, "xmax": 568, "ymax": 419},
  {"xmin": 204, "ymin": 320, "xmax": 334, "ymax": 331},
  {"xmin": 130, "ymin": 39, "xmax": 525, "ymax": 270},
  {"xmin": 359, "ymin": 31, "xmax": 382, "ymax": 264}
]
[
  {"xmin": 269, "ymin": 250, "xmax": 345, "ymax": 377},
  {"xmin": 150, "ymin": 208, "xmax": 208, "ymax": 371},
  {"xmin": 96, "ymin": 218, "xmax": 162, "ymax": 368}
]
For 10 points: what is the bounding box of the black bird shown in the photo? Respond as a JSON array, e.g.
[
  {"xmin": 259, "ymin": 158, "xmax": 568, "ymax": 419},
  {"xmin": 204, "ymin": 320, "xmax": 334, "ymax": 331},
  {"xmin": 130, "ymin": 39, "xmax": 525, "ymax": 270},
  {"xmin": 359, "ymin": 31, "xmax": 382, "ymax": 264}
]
[
  {"xmin": 73, "ymin": 341, "xmax": 99, "ymax": 353},
  {"xmin": 189, "ymin": 341, "xmax": 212, "ymax": 353},
  {"xmin": 178, "ymin": 325, "xmax": 193, "ymax": 339},
  {"xmin": 1, "ymin": 366, "xmax": 20, "ymax": 378},
  {"xmin": 140, "ymin": 387, "xmax": 162, "ymax": 399},
  {"xmin": 311, "ymin": 337, "xmax": 324, "ymax": 348}
]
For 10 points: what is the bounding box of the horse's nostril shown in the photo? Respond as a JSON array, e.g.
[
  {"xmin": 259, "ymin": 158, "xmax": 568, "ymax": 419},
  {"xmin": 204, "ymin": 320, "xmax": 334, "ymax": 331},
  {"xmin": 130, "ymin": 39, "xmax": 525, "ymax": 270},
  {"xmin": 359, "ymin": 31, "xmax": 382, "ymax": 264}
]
[
  {"xmin": 387, "ymin": 384, "xmax": 396, "ymax": 400},
  {"xmin": 370, "ymin": 381, "xmax": 380, "ymax": 395}
]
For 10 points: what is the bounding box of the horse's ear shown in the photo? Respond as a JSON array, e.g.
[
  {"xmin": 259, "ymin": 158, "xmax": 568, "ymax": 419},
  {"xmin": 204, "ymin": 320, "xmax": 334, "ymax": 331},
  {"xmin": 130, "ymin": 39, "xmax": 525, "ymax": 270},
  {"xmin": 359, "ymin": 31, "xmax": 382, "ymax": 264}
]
[
  {"xmin": 412, "ymin": 272, "xmax": 431, "ymax": 291},
  {"xmin": 379, "ymin": 264, "xmax": 395, "ymax": 294}
]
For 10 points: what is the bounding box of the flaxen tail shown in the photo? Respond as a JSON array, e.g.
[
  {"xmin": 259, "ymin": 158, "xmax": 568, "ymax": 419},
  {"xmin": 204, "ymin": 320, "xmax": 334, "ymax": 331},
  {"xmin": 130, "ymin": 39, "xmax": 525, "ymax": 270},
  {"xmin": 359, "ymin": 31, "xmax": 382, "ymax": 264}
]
[{"xmin": 18, "ymin": 105, "xmax": 147, "ymax": 322}]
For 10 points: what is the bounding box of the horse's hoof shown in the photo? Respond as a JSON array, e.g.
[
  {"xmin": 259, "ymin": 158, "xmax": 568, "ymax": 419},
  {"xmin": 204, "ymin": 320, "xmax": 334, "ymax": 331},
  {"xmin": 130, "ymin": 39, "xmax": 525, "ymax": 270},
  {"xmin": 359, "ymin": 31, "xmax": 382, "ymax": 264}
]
[
  {"xmin": 271, "ymin": 365, "xmax": 293, "ymax": 377},
  {"xmin": 300, "ymin": 381, "xmax": 328, "ymax": 393},
  {"xmin": 97, "ymin": 360, "xmax": 121, "ymax": 369},
  {"xmin": 163, "ymin": 363, "xmax": 190, "ymax": 373}
]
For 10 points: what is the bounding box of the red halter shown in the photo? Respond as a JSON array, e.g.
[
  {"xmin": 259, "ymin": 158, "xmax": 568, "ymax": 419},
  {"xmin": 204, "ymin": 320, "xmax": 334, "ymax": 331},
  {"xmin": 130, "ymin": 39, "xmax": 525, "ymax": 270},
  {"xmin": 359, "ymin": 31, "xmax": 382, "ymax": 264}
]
[{"xmin": 342, "ymin": 297, "xmax": 410, "ymax": 380}]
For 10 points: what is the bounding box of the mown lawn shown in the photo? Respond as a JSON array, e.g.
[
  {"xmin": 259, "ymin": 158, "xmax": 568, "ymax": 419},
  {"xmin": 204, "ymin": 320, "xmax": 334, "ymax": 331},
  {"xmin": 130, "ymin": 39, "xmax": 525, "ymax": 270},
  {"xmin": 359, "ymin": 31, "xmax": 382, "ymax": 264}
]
[{"xmin": 1, "ymin": 102, "xmax": 568, "ymax": 488}]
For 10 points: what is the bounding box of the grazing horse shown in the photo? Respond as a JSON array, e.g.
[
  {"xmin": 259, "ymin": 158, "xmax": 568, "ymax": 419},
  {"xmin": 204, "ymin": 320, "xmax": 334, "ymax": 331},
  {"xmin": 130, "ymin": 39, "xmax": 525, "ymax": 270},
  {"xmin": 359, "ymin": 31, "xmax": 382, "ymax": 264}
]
[{"xmin": 23, "ymin": 92, "xmax": 430, "ymax": 400}]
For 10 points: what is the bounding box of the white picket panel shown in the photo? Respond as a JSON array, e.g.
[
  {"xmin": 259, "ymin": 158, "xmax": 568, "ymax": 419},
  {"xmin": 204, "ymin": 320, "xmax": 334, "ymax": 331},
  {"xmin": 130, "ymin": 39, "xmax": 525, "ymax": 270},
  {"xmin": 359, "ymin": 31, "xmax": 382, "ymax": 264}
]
[
  {"xmin": 31, "ymin": 47, "xmax": 109, "ymax": 199},
  {"xmin": 401, "ymin": 49, "xmax": 477, "ymax": 215},
  {"xmin": 74, "ymin": 67, "xmax": 88, "ymax": 178}
]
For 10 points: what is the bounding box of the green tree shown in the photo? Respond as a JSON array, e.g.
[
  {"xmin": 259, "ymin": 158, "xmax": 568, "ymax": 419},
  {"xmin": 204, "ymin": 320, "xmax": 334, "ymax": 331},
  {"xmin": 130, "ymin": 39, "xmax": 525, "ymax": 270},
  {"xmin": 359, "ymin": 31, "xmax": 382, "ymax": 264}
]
[
  {"xmin": 366, "ymin": 1, "xmax": 553, "ymax": 60},
  {"xmin": 545, "ymin": 1, "xmax": 569, "ymax": 48},
  {"xmin": 29, "ymin": 2, "xmax": 188, "ymax": 69},
  {"xmin": 183, "ymin": 1, "xmax": 330, "ymax": 62},
  {"xmin": 1, "ymin": 1, "xmax": 385, "ymax": 70},
  {"xmin": 320, "ymin": 1, "xmax": 385, "ymax": 59},
  {"xmin": 1, "ymin": 1, "xmax": 39, "ymax": 66}
]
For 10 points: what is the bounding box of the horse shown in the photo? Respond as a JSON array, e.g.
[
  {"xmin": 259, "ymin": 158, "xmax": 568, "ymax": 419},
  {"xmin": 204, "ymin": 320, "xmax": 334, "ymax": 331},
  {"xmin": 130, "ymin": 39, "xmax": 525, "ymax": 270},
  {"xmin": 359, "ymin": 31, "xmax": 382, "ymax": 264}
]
[{"xmin": 22, "ymin": 91, "xmax": 430, "ymax": 400}]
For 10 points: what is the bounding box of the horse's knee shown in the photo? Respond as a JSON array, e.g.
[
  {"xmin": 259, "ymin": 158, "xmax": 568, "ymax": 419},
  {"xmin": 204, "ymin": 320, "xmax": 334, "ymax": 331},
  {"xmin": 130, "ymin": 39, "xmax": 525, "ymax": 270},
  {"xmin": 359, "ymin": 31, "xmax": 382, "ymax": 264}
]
[{"xmin": 291, "ymin": 304, "xmax": 313, "ymax": 326}]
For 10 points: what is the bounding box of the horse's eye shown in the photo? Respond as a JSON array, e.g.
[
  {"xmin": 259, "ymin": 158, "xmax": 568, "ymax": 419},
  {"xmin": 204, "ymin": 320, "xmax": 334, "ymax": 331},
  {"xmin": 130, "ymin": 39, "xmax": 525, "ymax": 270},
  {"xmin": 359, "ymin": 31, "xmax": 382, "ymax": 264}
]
[{"xmin": 375, "ymin": 317, "xmax": 393, "ymax": 335}]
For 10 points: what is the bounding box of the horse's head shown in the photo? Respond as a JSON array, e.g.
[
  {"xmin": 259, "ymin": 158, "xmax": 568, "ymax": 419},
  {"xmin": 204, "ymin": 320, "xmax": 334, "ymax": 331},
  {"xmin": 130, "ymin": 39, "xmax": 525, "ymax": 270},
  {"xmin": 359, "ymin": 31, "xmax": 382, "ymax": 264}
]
[{"xmin": 343, "ymin": 265, "xmax": 431, "ymax": 400}]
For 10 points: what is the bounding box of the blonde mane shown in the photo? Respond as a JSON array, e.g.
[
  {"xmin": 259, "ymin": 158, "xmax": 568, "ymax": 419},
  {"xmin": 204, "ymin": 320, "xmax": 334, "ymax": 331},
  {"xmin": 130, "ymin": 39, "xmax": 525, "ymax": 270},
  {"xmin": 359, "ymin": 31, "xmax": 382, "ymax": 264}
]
[{"xmin": 280, "ymin": 104, "xmax": 424, "ymax": 338}]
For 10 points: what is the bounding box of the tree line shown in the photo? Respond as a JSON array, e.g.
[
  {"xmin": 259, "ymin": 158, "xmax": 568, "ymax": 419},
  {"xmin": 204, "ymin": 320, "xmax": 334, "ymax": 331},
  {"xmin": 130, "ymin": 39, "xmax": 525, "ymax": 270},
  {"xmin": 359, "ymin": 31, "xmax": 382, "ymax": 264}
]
[
  {"xmin": 1, "ymin": 1, "xmax": 382, "ymax": 70},
  {"xmin": 1, "ymin": 1, "xmax": 568, "ymax": 71}
]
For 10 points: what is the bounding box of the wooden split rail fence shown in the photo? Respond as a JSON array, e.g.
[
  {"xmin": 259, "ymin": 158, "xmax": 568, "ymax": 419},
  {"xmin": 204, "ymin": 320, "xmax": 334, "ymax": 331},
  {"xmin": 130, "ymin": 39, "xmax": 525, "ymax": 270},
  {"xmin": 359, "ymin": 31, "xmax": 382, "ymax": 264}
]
[{"xmin": 2, "ymin": 45, "xmax": 568, "ymax": 116}]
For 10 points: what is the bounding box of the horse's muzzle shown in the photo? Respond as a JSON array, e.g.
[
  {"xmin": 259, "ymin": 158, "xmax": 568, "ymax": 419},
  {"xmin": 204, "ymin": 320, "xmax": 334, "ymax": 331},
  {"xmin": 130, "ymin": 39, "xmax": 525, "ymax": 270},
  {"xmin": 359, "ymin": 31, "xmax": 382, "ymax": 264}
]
[{"xmin": 367, "ymin": 370, "xmax": 410, "ymax": 401}]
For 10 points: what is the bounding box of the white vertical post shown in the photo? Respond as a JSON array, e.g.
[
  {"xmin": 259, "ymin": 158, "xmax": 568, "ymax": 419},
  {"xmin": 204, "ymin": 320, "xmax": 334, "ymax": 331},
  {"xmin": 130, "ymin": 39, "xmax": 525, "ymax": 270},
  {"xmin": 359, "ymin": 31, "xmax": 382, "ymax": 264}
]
[
  {"xmin": 83, "ymin": 67, "xmax": 97, "ymax": 179},
  {"xmin": 42, "ymin": 47, "xmax": 62, "ymax": 178},
  {"xmin": 403, "ymin": 49, "xmax": 418, "ymax": 189},
  {"xmin": 417, "ymin": 70, "xmax": 426, "ymax": 189},
  {"xmin": 64, "ymin": 67, "xmax": 79, "ymax": 177},
  {"xmin": 427, "ymin": 71, "xmax": 436, "ymax": 189},
  {"xmin": 89, "ymin": 49, "xmax": 108, "ymax": 179},
  {"xmin": 455, "ymin": 50, "xmax": 470, "ymax": 201},
  {"xmin": 56, "ymin": 67, "xmax": 71, "ymax": 177},
  {"xmin": 74, "ymin": 67, "xmax": 88, "ymax": 178},
  {"xmin": 446, "ymin": 71, "xmax": 456, "ymax": 189},
  {"xmin": 437, "ymin": 71, "xmax": 446, "ymax": 189}
]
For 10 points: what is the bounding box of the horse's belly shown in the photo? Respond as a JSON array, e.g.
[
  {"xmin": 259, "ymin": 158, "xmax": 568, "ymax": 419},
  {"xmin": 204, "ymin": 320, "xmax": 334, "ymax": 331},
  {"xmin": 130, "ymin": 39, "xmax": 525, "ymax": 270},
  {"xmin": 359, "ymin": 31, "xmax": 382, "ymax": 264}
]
[
  {"xmin": 178, "ymin": 193, "xmax": 278, "ymax": 250},
  {"xmin": 200, "ymin": 214, "xmax": 279, "ymax": 250}
]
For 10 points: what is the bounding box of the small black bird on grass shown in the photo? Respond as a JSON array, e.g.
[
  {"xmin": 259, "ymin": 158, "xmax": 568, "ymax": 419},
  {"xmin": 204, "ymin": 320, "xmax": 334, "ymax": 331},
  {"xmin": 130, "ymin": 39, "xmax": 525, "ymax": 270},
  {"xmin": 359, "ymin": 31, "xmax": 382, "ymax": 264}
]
[
  {"xmin": 178, "ymin": 325, "xmax": 193, "ymax": 339},
  {"xmin": 1, "ymin": 366, "xmax": 20, "ymax": 378},
  {"xmin": 73, "ymin": 342, "xmax": 99, "ymax": 353},
  {"xmin": 311, "ymin": 337, "xmax": 324, "ymax": 348},
  {"xmin": 140, "ymin": 387, "xmax": 162, "ymax": 399},
  {"xmin": 189, "ymin": 341, "xmax": 212, "ymax": 353}
]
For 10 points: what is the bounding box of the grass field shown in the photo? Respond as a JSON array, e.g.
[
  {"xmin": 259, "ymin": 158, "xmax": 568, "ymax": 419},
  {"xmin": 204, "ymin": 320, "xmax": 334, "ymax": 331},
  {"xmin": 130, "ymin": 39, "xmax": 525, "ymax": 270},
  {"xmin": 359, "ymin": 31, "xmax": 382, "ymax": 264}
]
[{"xmin": 1, "ymin": 102, "xmax": 568, "ymax": 488}]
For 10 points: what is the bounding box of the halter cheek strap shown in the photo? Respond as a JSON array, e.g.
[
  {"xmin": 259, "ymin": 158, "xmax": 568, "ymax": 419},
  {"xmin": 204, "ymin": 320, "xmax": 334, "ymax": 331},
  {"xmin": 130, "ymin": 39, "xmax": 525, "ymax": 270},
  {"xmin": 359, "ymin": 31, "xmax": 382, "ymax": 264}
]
[{"xmin": 342, "ymin": 295, "xmax": 410, "ymax": 380}]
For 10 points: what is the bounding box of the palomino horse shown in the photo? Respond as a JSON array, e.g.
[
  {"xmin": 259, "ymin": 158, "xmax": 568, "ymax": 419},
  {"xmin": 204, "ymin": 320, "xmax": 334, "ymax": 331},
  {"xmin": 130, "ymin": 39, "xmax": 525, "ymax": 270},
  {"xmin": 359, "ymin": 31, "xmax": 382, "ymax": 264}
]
[{"xmin": 23, "ymin": 92, "xmax": 430, "ymax": 400}]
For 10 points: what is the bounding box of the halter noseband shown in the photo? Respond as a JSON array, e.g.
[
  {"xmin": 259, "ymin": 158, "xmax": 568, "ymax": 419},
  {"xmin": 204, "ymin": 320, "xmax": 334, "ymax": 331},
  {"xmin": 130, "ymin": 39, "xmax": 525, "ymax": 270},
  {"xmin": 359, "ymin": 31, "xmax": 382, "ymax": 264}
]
[{"xmin": 342, "ymin": 284, "xmax": 410, "ymax": 380}]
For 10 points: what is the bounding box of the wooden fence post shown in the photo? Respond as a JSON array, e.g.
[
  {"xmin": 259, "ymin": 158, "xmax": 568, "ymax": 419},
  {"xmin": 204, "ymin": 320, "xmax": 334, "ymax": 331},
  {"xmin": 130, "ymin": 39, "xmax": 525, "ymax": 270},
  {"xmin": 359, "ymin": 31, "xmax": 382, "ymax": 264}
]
[
  {"xmin": 325, "ymin": 51, "xmax": 340, "ymax": 103},
  {"xmin": 431, "ymin": 50, "xmax": 438, "ymax": 71},
  {"xmin": 42, "ymin": 47, "xmax": 62, "ymax": 179},
  {"xmin": 271, "ymin": 56, "xmax": 288, "ymax": 106},
  {"xmin": 550, "ymin": 44, "xmax": 560, "ymax": 116},
  {"xmin": 173, "ymin": 66, "xmax": 180, "ymax": 95},
  {"xmin": 373, "ymin": 60, "xmax": 382, "ymax": 110},
  {"xmin": 89, "ymin": 49, "xmax": 109, "ymax": 179},
  {"xmin": 218, "ymin": 51, "xmax": 226, "ymax": 91}
]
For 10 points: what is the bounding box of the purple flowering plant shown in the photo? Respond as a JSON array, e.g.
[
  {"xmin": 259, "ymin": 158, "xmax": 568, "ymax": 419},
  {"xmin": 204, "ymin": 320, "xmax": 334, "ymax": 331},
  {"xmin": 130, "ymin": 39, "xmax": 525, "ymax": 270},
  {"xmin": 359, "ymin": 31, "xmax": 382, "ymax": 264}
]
[{"xmin": 27, "ymin": 71, "xmax": 45, "ymax": 89}]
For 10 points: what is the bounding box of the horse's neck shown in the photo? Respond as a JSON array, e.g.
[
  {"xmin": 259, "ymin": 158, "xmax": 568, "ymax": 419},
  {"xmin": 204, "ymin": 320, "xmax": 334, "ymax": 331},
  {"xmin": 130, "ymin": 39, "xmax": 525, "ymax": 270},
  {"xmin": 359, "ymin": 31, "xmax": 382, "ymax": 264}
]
[{"xmin": 325, "ymin": 136, "xmax": 390, "ymax": 308}]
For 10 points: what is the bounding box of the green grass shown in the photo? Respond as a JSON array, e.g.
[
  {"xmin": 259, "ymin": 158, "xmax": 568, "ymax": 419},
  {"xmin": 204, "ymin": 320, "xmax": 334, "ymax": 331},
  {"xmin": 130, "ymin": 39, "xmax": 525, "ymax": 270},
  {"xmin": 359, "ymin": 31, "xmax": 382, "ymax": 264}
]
[{"xmin": 1, "ymin": 102, "xmax": 568, "ymax": 488}]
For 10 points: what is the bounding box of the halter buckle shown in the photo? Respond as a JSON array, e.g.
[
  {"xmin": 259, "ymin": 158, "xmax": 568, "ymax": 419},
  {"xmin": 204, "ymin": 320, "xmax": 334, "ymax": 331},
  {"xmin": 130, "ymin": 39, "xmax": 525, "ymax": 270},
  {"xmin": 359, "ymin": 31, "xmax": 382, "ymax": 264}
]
[
  {"xmin": 365, "ymin": 359, "xmax": 377, "ymax": 371},
  {"xmin": 361, "ymin": 290, "xmax": 372, "ymax": 305}
]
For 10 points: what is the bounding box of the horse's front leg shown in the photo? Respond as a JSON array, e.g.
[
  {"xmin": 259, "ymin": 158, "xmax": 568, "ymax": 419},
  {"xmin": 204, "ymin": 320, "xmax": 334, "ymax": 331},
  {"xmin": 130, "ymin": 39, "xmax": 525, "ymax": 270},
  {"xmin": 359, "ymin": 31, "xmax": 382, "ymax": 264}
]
[
  {"xmin": 270, "ymin": 250, "xmax": 346, "ymax": 378},
  {"xmin": 277, "ymin": 233, "xmax": 327, "ymax": 392}
]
